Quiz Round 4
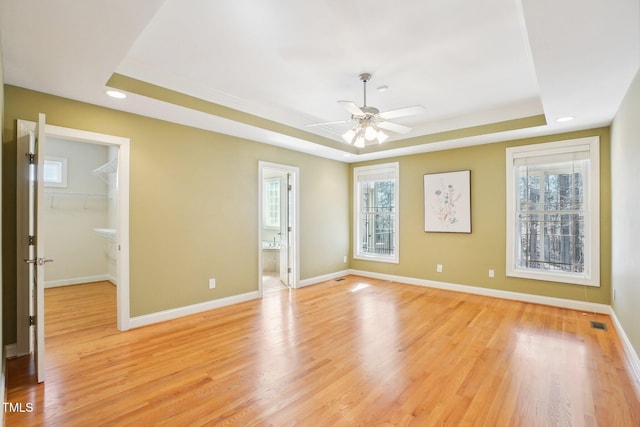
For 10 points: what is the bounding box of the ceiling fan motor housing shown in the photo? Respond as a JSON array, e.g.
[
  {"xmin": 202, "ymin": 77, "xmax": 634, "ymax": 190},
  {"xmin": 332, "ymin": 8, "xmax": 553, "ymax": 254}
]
[{"xmin": 360, "ymin": 106, "xmax": 379, "ymax": 116}]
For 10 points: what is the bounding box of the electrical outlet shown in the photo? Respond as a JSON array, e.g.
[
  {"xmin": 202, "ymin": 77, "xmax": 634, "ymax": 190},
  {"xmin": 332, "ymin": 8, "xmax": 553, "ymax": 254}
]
[
  {"xmin": 209, "ymin": 278, "xmax": 216, "ymax": 289},
  {"xmin": 489, "ymin": 269, "xmax": 495, "ymax": 278},
  {"xmin": 436, "ymin": 264, "xmax": 443, "ymax": 273},
  {"xmin": 343, "ymin": 255, "xmax": 347, "ymax": 263}
]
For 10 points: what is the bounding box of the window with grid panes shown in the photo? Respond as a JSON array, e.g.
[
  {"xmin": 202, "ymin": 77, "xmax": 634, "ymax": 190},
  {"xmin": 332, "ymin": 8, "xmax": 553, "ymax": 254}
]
[
  {"xmin": 354, "ymin": 162, "xmax": 399, "ymax": 263},
  {"xmin": 506, "ymin": 137, "xmax": 600, "ymax": 286},
  {"xmin": 264, "ymin": 178, "xmax": 280, "ymax": 228}
]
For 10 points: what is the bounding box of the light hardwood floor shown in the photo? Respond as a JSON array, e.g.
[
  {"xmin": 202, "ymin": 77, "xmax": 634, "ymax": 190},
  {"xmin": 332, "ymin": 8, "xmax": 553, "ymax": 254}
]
[{"xmin": 6, "ymin": 276, "xmax": 640, "ymax": 426}]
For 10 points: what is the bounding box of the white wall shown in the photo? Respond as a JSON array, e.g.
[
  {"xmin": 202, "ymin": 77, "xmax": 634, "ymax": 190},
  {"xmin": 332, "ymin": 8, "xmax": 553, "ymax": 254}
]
[
  {"xmin": 43, "ymin": 138, "xmax": 112, "ymax": 286},
  {"xmin": 611, "ymin": 69, "xmax": 640, "ymax": 359}
]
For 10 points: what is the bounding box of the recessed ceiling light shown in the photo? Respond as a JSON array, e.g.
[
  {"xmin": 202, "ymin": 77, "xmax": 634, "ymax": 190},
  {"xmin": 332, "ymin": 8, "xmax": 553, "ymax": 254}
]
[
  {"xmin": 556, "ymin": 116, "xmax": 575, "ymax": 123},
  {"xmin": 376, "ymin": 85, "xmax": 388, "ymax": 92},
  {"xmin": 106, "ymin": 90, "xmax": 126, "ymax": 99}
]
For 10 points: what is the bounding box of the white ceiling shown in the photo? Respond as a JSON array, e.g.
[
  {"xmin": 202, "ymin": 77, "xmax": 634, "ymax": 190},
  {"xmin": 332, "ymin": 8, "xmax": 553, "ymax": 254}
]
[{"xmin": 1, "ymin": 0, "xmax": 638, "ymax": 162}]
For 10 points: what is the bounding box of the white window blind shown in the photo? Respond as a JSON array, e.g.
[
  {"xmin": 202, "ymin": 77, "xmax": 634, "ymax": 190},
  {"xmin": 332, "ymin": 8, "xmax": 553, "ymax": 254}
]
[{"xmin": 506, "ymin": 137, "xmax": 599, "ymax": 286}]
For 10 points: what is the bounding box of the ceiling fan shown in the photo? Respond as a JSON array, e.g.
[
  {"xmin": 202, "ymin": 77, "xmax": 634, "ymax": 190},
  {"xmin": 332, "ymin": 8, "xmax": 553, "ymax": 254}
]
[{"xmin": 308, "ymin": 73, "xmax": 426, "ymax": 147}]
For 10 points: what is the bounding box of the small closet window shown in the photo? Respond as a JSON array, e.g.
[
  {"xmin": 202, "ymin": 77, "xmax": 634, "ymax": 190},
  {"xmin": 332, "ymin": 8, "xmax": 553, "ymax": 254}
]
[{"xmin": 43, "ymin": 157, "xmax": 68, "ymax": 187}]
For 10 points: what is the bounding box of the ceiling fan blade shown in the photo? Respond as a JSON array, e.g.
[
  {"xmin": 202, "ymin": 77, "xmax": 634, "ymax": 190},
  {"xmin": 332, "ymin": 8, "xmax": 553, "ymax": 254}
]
[
  {"xmin": 306, "ymin": 119, "xmax": 352, "ymax": 127},
  {"xmin": 338, "ymin": 101, "xmax": 365, "ymax": 117},
  {"xmin": 378, "ymin": 105, "xmax": 426, "ymax": 120},
  {"xmin": 377, "ymin": 120, "xmax": 412, "ymax": 134}
]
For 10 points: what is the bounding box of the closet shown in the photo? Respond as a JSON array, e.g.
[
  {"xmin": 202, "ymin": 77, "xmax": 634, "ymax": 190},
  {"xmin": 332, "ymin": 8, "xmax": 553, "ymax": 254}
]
[{"xmin": 43, "ymin": 137, "xmax": 118, "ymax": 287}]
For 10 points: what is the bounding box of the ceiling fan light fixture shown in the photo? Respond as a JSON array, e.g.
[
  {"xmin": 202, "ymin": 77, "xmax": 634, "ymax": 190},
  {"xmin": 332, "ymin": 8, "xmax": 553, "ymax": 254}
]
[
  {"xmin": 364, "ymin": 125, "xmax": 377, "ymax": 141},
  {"xmin": 342, "ymin": 128, "xmax": 356, "ymax": 144},
  {"xmin": 376, "ymin": 130, "xmax": 389, "ymax": 144},
  {"xmin": 315, "ymin": 72, "xmax": 423, "ymax": 148}
]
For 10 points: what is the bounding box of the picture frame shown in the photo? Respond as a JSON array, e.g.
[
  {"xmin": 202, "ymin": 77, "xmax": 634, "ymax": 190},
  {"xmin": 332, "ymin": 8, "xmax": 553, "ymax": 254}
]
[{"xmin": 424, "ymin": 170, "xmax": 471, "ymax": 233}]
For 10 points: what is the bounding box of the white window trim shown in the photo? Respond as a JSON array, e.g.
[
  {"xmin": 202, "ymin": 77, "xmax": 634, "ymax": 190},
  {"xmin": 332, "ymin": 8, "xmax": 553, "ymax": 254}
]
[
  {"xmin": 353, "ymin": 162, "xmax": 400, "ymax": 264},
  {"xmin": 505, "ymin": 136, "xmax": 600, "ymax": 286}
]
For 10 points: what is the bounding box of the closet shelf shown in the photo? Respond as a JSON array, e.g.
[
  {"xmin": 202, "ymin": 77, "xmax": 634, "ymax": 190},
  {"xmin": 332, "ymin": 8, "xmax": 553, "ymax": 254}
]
[
  {"xmin": 44, "ymin": 191, "xmax": 109, "ymax": 208},
  {"xmin": 44, "ymin": 191, "xmax": 109, "ymax": 198},
  {"xmin": 92, "ymin": 159, "xmax": 117, "ymax": 175},
  {"xmin": 92, "ymin": 159, "xmax": 117, "ymax": 183},
  {"xmin": 93, "ymin": 228, "xmax": 116, "ymax": 240}
]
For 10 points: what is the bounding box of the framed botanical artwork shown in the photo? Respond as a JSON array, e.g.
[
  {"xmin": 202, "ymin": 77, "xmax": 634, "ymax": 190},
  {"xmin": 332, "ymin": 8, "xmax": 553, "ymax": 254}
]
[{"xmin": 424, "ymin": 170, "xmax": 471, "ymax": 233}]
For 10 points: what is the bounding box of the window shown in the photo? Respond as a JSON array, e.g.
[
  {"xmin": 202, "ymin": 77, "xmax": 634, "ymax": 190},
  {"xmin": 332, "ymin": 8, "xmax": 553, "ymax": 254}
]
[
  {"xmin": 354, "ymin": 162, "xmax": 399, "ymax": 263},
  {"xmin": 264, "ymin": 178, "xmax": 280, "ymax": 228},
  {"xmin": 43, "ymin": 157, "xmax": 68, "ymax": 187},
  {"xmin": 506, "ymin": 137, "xmax": 599, "ymax": 286}
]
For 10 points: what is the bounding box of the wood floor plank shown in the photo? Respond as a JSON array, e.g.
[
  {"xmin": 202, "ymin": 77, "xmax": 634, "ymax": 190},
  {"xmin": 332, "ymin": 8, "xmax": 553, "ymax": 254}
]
[{"xmin": 5, "ymin": 276, "xmax": 640, "ymax": 426}]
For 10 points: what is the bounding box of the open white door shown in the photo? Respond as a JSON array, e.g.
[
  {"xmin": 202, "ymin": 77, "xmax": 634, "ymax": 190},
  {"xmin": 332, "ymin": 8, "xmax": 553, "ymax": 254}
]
[
  {"xmin": 16, "ymin": 114, "xmax": 49, "ymax": 383},
  {"xmin": 279, "ymin": 173, "xmax": 291, "ymax": 286},
  {"xmin": 22, "ymin": 113, "xmax": 51, "ymax": 383},
  {"xmin": 16, "ymin": 121, "xmax": 34, "ymax": 358}
]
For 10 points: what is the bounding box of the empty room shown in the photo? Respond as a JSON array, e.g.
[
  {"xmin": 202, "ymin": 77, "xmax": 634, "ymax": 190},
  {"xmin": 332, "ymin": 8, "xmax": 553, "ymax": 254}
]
[{"xmin": 1, "ymin": 1, "xmax": 639, "ymax": 425}]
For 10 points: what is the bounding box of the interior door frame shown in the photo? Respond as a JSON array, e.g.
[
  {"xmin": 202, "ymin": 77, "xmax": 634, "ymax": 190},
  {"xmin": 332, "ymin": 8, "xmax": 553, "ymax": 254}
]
[
  {"xmin": 258, "ymin": 161, "xmax": 299, "ymax": 295},
  {"xmin": 16, "ymin": 119, "xmax": 131, "ymax": 355}
]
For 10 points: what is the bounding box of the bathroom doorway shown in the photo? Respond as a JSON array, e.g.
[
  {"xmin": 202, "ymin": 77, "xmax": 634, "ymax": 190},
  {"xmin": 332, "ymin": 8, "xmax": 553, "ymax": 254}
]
[{"xmin": 258, "ymin": 162, "xmax": 299, "ymax": 295}]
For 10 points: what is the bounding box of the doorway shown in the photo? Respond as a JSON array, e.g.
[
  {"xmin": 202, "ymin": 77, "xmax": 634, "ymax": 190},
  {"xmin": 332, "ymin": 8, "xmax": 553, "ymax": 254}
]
[
  {"xmin": 258, "ymin": 162, "xmax": 299, "ymax": 295},
  {"xmin": 16, "ymin": 118, "xmax": 131, "ymax": 368}
]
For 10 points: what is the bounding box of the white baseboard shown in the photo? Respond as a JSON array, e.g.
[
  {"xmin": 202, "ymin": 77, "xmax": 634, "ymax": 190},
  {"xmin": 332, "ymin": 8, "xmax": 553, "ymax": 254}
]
[
  {"xmin": 298, "ymin": 270, "xmax": 351, "ymax": 288},
  {"xmin": 4, "ymin": 344, "xmax": 17, "ymax": 359},
  {"xmin": 129, "ymin": 291, "xmax": 260, "ymax": 329},
  {"xmin": 347, "ymin": 269, "xmax": 611, "ymax": 314},
  {"xmin": 45, "ymin": 275, "xmax": 113, "ymax": 288},
  {"xmin": 609, "ymin": 307, "xmax": 640, "ymax": 396}
]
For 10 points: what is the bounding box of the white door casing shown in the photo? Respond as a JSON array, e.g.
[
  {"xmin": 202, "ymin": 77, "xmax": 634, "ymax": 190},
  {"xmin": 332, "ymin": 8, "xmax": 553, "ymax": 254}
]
[{"xmin": 258, "ymin": 162, "xmax": 299, "ymax": 295}]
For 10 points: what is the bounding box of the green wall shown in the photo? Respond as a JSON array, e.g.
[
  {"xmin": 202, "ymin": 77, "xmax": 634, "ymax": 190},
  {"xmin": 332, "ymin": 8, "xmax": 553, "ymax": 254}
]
[
  {"xmin": 2, "ymin": 85, "xmax": 350, "ymax": 341},
  {"xmin": 1, "ymin": 83, "xmax": 618, "ymax": 349},
  {"xmin": 611, "ymin": 69, "xmax": 640, "ymax": 358},
  {"xmin": 351, "ymin": 127, "xmax": 611, "ymax": 304}
]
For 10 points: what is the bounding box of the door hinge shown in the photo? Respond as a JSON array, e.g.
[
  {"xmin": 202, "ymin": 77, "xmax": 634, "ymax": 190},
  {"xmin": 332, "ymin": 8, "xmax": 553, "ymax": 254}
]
[
  {"xmin": 28, "ymin": 235, "xmax": 35, "ymax": 246},
  {"xmin": 29, "ymin": 315, "xmax": 36, "ymax": 326},
  {"xmin": 27, "ymin": 153, "xmax": 36, "ymax": 165},
  {"xmin": 288, "ymin": 226, "xmax": 292, "ymax": 232},
  {"xmin": 288, "ymin": 267, "xmax": 292, "ymax": 273},
  {"xmin": 288, "ymin": 184, "xmax": 292, "ymax": 191}
]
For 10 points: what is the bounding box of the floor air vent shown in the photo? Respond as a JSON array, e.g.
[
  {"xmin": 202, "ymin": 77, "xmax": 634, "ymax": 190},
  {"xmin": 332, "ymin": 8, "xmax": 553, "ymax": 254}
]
[
  {"xmin": 590, "ymin": 321, "xmax": 607, "ymax": 331},
  {"xmin": 335, "ymin": 278, "xmax": 345, "ymax": 282}
]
